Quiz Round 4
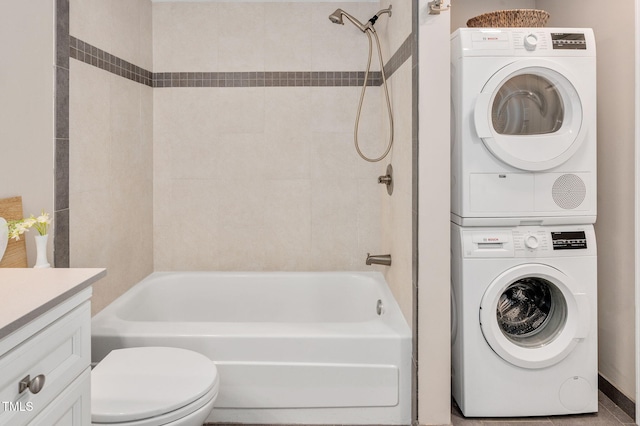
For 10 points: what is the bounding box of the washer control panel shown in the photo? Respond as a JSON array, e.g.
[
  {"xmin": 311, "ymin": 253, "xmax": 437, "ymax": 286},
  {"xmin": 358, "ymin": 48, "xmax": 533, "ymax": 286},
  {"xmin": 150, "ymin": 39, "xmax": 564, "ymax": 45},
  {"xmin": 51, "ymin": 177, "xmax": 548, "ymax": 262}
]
[
  {"xmin": 460, "ymin": 225, "xmax": 595, "ymax": 258},
  {"xmin": 551, "ymin": 231, "xmax": 588, "ymax": 250}
]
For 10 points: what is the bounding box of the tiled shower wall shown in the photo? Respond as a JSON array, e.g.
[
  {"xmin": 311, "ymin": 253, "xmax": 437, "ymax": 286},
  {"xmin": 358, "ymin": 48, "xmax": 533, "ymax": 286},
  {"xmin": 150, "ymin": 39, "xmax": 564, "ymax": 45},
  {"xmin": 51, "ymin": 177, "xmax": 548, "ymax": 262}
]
[
  {"xmin": 377, "ymin": 0, "xmax": 415, "ymax": 326},
  {"xmin": 66, "ymin": 0, "xmax": 415, "ymax": 323},
  {"xmin": 69, "ymin": 0, "xmax": 154, "ymax": 314},
  {"xmin": 152, "ymin": 2, "xmax": 388, "ymax": 272}
]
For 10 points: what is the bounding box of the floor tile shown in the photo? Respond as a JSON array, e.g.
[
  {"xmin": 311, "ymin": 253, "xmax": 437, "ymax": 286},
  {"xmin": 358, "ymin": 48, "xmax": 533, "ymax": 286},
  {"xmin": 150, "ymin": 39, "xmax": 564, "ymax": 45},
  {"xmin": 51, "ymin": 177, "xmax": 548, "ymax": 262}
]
[{"xmin": 451, "ymin": 392, "xmax": 635, "ymax": 426}]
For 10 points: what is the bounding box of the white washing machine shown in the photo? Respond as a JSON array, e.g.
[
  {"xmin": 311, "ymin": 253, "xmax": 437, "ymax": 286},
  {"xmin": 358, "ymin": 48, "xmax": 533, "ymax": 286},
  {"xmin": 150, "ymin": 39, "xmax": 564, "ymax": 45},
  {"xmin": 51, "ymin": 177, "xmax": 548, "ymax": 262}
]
[
  {"xmin": 451, "ymin": 223, "xmax": 597, "ymax": 417},
  {"xmin": 451, "ymin": 28, "xmax": 597, "ymax": 226}
]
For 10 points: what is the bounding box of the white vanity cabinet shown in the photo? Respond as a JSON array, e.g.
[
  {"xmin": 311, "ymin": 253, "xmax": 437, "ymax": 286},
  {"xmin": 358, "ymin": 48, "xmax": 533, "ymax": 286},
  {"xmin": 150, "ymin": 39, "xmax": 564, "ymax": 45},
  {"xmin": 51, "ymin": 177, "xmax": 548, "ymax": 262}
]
[{"xmin": 0, "ymin": 269, "xmax": 105, "ymax": 425}]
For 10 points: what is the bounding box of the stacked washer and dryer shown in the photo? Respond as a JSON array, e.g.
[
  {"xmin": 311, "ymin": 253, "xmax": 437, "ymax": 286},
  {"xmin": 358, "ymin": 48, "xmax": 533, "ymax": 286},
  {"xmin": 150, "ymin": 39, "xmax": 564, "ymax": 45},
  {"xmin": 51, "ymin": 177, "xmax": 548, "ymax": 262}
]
[{"xmin": 450, "ymin": 28, "xmax": 598, "ymax": 417}]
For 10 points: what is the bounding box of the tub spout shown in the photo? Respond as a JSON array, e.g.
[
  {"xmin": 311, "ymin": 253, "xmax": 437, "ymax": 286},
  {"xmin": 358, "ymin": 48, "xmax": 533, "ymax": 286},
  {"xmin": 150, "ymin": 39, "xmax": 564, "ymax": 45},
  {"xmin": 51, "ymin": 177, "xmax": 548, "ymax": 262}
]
[{"xmin": 366, "ymin": 253, "xmax": 391, "ymax": 266}]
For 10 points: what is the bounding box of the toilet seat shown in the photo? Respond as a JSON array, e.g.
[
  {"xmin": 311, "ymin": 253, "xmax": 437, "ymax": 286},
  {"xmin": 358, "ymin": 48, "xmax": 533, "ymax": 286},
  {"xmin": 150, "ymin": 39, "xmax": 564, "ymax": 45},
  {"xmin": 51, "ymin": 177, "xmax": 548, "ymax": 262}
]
[{"xmin": 91, "ymin": 347, "xmax": 219, "ymax": 425}]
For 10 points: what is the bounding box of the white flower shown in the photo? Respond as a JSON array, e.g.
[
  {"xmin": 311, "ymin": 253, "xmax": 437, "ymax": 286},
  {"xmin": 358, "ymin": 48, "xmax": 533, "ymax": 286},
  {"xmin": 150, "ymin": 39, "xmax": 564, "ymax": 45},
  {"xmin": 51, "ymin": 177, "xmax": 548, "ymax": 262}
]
[
  {"xmin": 5, "ymin": 210, "xmax": 52, "ymax": 241},
  {"xmin": 8, "ymin": 221, "xmax": 30, "ymax": 241},
  {"xmin": 36, "ymin": 213, "xmax": 50, "ymax": 224}
]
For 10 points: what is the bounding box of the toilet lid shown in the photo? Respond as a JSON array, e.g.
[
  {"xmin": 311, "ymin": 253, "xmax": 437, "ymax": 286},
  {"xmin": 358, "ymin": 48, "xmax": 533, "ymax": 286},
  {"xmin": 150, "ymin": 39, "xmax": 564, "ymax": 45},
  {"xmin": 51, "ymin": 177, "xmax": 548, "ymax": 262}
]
[{"xmin": 91, "ymin": 347, "xmax": 219, "ymax": 423}]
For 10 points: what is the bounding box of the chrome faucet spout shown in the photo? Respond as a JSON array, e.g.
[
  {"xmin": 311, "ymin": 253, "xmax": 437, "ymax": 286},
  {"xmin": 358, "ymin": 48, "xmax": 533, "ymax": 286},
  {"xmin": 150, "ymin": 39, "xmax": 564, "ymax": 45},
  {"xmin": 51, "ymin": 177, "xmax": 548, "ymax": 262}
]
[{"xmin": 366, "ymin": 253, "xmax": 392, "ymax": 266}]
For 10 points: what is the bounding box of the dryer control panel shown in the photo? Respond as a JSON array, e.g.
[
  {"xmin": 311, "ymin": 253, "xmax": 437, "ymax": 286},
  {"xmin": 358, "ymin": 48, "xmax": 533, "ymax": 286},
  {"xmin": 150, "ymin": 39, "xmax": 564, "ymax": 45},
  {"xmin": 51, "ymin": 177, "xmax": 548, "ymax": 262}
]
[
  {"xmin": 551, "ymin": 33, "xmax": 587, "ymax": 50},
  {"xmin": 452, "ymin": 28, "xmax": 595, "ymax": 58},
  {"xmin": 460, "ymin": 224, "xmax": 596, "ymax": 258}
]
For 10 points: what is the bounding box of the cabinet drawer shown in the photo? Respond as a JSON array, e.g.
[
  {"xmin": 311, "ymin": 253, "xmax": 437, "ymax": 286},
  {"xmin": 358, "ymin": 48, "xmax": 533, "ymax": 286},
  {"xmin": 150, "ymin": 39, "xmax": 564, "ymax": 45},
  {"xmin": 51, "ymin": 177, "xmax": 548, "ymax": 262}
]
[{"xmin": 0, "ymin": 302, "xmax": 90, "ymax": 425}]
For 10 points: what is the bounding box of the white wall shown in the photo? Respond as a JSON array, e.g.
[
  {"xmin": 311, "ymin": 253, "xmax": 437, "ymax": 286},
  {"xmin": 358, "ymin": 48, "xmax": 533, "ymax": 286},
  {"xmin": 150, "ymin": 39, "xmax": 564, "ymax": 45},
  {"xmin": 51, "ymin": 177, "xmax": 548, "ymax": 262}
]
[
  {"xmin": 418, "ymin": 1, "xmax": 451, "ymax": 424},
  {"xmin": 0, "ymin": 1, "xmax": 55, "ymax": 266},
  {"xmin": 536, "ymin": 0, "xmax": 637, "ymax": 402},
  {"xmin": 451, "ymin": 0, "xmax": 535, "ymax": 31}
]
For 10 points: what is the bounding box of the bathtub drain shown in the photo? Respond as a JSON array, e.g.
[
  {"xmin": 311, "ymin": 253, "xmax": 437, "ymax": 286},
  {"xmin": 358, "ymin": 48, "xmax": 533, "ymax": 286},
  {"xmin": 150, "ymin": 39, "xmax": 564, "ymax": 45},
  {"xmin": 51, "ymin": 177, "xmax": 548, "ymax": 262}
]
[{"xmin": 376, "ymin": 299, "xmax": 384, "ymax": 315}]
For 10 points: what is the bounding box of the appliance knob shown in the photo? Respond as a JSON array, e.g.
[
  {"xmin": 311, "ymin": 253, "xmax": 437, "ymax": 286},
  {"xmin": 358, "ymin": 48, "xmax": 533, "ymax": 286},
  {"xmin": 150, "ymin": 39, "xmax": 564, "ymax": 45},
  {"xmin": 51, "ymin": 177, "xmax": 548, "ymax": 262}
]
[
  {"xmin": 524, "ymin": 234, "xmax": 539, "ymax": 249},
  {"xmin": 524, "ymin": 34, "xmax": 538, "ymax": 51}
]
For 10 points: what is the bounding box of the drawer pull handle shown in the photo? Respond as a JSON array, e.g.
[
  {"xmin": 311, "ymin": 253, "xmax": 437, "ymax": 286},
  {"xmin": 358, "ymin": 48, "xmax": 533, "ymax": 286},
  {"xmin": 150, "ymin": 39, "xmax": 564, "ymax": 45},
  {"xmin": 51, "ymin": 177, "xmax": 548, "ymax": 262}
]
[{"xmin": 18, "ymin": 374, "xmax": 46, "ymax": 394}]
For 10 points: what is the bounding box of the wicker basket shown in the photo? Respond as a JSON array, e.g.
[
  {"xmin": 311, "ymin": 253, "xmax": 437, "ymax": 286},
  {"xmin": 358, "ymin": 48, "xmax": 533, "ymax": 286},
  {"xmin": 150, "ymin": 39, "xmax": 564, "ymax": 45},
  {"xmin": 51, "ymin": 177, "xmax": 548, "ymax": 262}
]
[{"xmin": 466, "ymin": 9, "xmax": 550, "ymax": 28}]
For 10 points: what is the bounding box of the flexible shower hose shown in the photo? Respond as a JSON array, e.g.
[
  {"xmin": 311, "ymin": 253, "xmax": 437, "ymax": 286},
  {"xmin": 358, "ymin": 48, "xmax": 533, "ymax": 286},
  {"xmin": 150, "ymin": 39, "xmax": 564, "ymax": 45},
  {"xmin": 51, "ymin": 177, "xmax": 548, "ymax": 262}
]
[{"xmin": 354, "ymin": 28, "xmax": 394, "ymax": 163}]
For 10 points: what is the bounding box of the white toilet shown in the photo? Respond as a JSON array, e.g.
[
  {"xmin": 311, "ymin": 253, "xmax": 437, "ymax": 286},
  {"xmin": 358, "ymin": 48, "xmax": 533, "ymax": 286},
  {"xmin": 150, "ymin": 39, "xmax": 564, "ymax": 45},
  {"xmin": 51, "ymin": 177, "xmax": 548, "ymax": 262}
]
[{"xmin": 91, "ymin": 347, "xmax": 219, "ymax": 426}]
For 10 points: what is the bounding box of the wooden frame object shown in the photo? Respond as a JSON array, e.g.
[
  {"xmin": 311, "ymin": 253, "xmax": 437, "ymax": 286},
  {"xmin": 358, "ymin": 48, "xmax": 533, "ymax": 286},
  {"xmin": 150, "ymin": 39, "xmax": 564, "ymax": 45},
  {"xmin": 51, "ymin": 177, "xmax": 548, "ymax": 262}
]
[{"xmin": 0, "ymin": 196, "xmax": 28, "ymax": 268}]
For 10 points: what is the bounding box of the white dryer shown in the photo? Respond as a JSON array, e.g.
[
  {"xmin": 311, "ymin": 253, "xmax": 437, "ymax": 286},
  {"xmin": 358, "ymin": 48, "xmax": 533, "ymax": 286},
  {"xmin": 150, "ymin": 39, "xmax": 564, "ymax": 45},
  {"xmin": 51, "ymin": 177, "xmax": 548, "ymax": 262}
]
[
  {"xmin": 451, "ymin": 223, "xmax": 597, "ymax": 417},
  {"xmin": 451, "ymin": 28, "xmax": 596, "ymax": 226}
]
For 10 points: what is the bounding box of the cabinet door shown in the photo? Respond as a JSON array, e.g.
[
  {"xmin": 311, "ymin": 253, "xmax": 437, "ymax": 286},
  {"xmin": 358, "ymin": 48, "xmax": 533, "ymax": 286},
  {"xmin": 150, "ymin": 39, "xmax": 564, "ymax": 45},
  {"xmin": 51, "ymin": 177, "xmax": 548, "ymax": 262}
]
[
  {"xmin": 0, "ymin": 302, "xmax": 91, "ymax": 425},
  {"xmin": 29, "ymin": 368, "xmax": 90, "ymax": 426}
]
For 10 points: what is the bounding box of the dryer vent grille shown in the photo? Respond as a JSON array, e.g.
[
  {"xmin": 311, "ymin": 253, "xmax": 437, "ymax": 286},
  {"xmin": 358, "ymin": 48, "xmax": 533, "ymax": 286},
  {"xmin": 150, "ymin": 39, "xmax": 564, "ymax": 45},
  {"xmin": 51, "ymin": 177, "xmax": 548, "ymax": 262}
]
[{"xmin": 552, "ymin": 174, "xmax": 586, "ymax": 210}]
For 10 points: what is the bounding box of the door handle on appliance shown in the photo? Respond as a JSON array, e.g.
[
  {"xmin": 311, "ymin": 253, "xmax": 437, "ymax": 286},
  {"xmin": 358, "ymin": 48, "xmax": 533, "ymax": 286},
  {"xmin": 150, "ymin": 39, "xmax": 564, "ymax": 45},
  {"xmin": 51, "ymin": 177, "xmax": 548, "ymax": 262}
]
[
  {"xmin": 474, "ymin": 92, "xmax": 493, "ymax": 138},
  {"xmin": 574, "ymin": 293, "xmax": 591, "ymax": 339}
]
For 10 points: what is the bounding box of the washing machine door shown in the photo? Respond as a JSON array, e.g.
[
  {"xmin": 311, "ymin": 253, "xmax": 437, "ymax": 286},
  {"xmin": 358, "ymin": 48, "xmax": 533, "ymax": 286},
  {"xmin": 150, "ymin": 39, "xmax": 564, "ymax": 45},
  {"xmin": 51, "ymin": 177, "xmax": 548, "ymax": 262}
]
[
  {"xmin": 474, "ymin": 59, "xmax": 585, "ymax": 171},
  {"xmin": 479, "ymin": 263, "xmax": 590, "ymax": 369}
]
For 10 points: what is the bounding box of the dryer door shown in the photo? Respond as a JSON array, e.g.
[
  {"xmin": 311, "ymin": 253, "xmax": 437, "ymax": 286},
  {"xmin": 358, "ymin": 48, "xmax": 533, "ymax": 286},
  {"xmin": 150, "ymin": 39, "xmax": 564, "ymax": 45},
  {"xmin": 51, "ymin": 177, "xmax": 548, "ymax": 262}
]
[
  {"xmin": 479, "ymin": 263, "xmax": 590, "ymax": 369},
  {"xmin": 474, "ymin": 59, "xmax": 585, "ymax": 171}
]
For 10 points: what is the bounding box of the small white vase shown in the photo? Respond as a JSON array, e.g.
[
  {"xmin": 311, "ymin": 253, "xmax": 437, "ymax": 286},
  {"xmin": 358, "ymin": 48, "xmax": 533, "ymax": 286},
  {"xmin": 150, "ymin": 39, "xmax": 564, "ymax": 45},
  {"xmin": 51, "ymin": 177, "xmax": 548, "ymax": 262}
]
[{"xmin": 34, "ymin": 234, "xmax": 50, "ymax": 269}]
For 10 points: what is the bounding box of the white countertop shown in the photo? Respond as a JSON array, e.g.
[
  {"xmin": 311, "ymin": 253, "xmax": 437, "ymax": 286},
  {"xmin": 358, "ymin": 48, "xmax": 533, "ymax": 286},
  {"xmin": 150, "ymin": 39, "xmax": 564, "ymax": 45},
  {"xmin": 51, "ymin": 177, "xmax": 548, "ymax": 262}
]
[{"xmin": 0, "ymin": 268, "xmax": 106, "ymax": 338}]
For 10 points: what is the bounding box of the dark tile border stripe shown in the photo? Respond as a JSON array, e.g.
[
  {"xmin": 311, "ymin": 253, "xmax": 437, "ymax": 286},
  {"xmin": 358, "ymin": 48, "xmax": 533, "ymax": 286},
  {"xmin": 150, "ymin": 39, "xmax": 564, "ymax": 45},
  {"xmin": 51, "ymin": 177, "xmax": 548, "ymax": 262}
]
[
  {"xmin": 599, "ymin": 374, "xmax": 635, "ymax": 421},
  {"xmin": 410, "ymin": 4, "xmax": 419, "ymax": 425},
  {"xmin": 54, "ymin": 0, "xmax": 70, "ymax": 268},
  {"xmin": 70, "ymin": 36, "xmax": 153, "ymax": 87},
  {"xmin": 385, "ymin": 34, "xmax": 413, "ymax": 79},
  {"xmin": 68, "ymin": 34, "xmax": 412, "ymax": 89},
  {"xmin": 153, "ymin": 71, "xmax": 381, "ymax": 88}
]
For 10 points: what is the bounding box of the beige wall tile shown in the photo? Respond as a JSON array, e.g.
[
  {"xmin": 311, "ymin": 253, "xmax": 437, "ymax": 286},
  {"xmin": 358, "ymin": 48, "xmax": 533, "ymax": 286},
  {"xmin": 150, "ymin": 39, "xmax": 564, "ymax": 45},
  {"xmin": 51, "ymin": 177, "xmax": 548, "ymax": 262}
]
[
  {"xmin": 217, "ymin": 88, "xmax": 265, "ymax": 134},
  {"xmin": 70, "ymin": 0, "xmax": 112, "ymax": 54},
  {"xmin": 264, "ymin": 3, "xmax": 313, "ymax": 71},
  {"xmin": 70, "ymin": 0, "xmax": 154, "ymax": 313},
  {"xmin": 311, "ymin": 132, "xmax": 359, "ymax": 180},
  {"xmin": 138, "ymin": 0, "xmax": 153, "ymax": 71},
  {"xmin": 218, "ymin": 3, "xmax": 266, "ymax": 72},
  {"xmin": 153, "ymin": 2, "xmax": 220, "ymax": 72},
  {"xmin": 262, "ymin": 179, "xmax": 313, "ymax": 270},
  {"xmin": 310, "ymin": 178, "xmax": 361, "ymax": 270},
  {"xmin": 211, "ymin": 133, "xmax": 269, "ymax": 180},
  {"xmin": 378, "ymin": 0, "xmax": 411, "ymax": 61},
  {"xmin": 109, "ymin": 0, "xmax": 142, "ymax": 67},
  {"xmin": 72, "ymin": 0, "xmax": 152, "ymax": 68},
  {"xmin": 357, "ymin": 178, "xmax": 383, "ymax": 261},
  {"xmin": 69, "ymin": 61, "xmax": 111, "ymax": 194}
]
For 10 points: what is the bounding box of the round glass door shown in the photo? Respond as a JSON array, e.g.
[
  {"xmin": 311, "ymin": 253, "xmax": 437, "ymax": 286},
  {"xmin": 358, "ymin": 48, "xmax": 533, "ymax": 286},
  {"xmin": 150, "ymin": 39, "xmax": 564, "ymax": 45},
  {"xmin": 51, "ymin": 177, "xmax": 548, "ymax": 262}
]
[
  {"xmin": 492, "ymin": 74, "xmax": 564, "ymax": 136},
  {"xmin": 480, "ymin": 264, "xmax": 590, "ymax": 369},
  {"xmin": 496, "ymin": 277, "xmax": 567, "ymax": 348},
  {"xmin": 474, "ymin": 60, "xmax": 585, "ymax": 171}
]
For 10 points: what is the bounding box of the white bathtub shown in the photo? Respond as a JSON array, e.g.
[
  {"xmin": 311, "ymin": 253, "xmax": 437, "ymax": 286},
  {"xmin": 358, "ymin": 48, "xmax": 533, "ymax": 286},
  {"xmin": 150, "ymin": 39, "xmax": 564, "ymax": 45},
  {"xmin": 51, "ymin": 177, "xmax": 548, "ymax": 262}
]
[{"xmin": 91, "ymin": 271, "xmax": 412, "ymax": 425}]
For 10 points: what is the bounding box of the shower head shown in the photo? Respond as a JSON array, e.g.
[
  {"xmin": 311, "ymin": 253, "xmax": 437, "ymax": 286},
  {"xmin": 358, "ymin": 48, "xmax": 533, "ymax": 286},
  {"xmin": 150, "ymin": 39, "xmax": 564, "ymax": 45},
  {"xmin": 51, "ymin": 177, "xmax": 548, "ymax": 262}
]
[
  {"xmin": 328, "ymin": 8, "xmax": 368, "ymax": 32},
  {"xmin": 328, "ymin": 9, "xmax": 344, "ymax": 25}
]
